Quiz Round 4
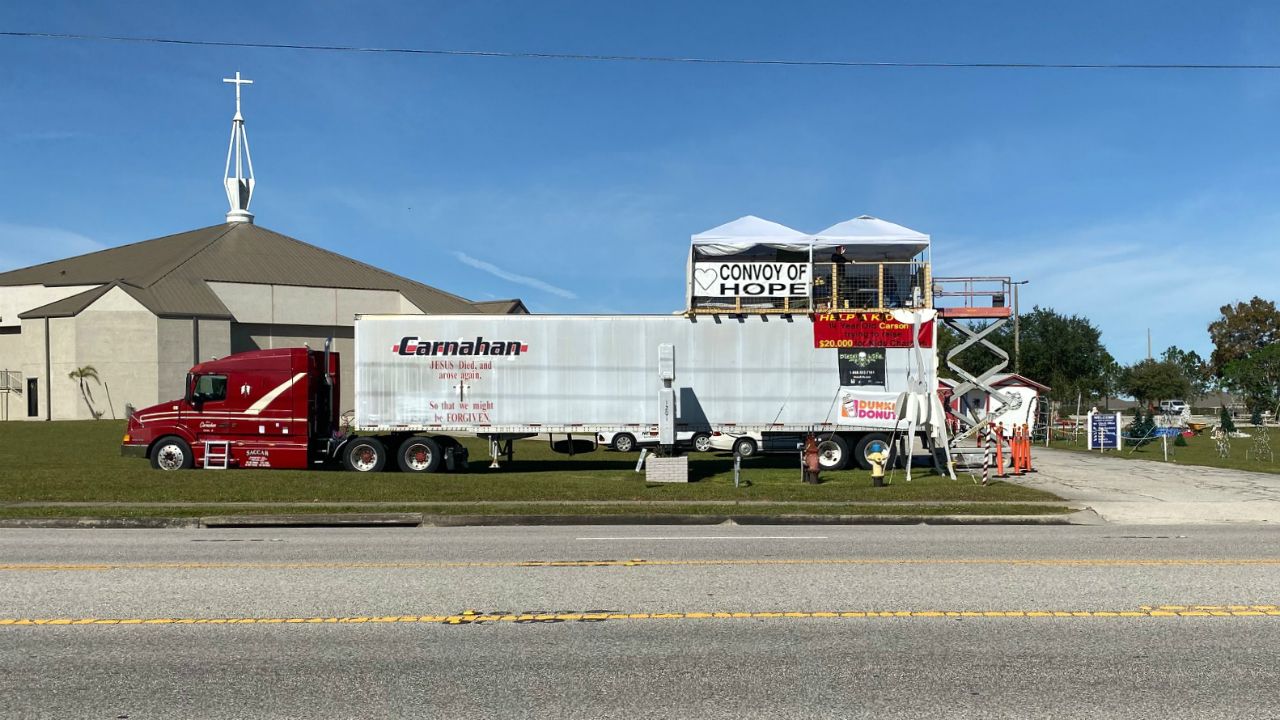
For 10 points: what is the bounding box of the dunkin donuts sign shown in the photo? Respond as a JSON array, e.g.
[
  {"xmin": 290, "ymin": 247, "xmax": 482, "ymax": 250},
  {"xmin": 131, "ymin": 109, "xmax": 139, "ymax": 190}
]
[{"xmin": 840, "ymin": 395, "xmax": 898, "ymax": 422}]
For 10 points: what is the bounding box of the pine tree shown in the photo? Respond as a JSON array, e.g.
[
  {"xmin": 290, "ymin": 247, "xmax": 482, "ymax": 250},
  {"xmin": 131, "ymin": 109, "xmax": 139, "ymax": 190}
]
[
  {"xmin": 1129, "ymin": 408, "xmax": 1154, "ymax": 448},
  {"xmin": 1220, "ymin": 406, "xmax": 1237, "ymax": 434}
]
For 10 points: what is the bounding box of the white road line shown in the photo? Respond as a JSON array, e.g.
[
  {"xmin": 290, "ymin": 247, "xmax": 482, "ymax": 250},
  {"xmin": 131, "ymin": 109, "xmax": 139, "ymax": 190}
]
[{"xmin": 576, "ymin": 536, "xmax": 829, "ymax": 541}]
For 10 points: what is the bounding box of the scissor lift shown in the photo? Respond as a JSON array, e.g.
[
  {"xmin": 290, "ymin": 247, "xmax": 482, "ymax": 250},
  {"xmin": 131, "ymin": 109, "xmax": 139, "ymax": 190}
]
[{"xmin": 933, "ymin": 277, "xmax": 1022, "ymax": 467}]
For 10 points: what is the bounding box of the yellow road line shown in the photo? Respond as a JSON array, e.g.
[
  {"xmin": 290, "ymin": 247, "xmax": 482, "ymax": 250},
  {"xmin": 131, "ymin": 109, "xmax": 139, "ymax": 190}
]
[
  {"xmin": 3, "ymin": 558, "xmax": 1280, "ymax": 572},
  {"xmin": 1, "ymin": 605, "xmax": 1277, "ymax": 627}
]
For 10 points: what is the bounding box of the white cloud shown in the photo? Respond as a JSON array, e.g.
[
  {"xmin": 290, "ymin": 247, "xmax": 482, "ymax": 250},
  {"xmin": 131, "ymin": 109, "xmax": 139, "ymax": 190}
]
[
  {"xmin": 937, "ymin": 197, "xmax": 1280, "ymax": 362},
  {"xmin": 452, "ymin": 251, "xmax": 577, "ymax": 299},
  {"xmin": 0, "ymin": 223, "xmax": 105, "ymax": 272}
]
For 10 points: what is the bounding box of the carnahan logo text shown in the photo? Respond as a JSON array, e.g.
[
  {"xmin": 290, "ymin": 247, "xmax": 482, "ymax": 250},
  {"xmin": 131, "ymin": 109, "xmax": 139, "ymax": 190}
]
[{"xmin": 393, "ymin": 336, "xmax": 529, "ymax": 356}]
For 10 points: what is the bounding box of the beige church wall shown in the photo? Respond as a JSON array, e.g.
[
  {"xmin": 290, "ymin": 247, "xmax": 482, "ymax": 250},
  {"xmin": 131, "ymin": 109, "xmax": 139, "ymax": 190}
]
[
  {"xmin": 0, "ymin": 331, "xmax": 22, "ymax": 371},
  {"xmin": 210, "ymin": 282, "xmax": 413, "ymax": 327},
  {"xmin": 71, "ymin": 287, "xmax": 160, "ymax": 420},
  {"xmin": 47, "ymin": 316, "xmax": 81, "ymax": 421},
  {"xmin": 208, "ymin": 282, "xmax": 272, "ymax": 324},
  {"xmin": 273, "ymin": 286, "xmax": 337, "ymax": 326},
  {"xmin": 336, "ymin": 288, "xmax": 405, "ymax": 323},
  {"xmin": 156, "ymin": 318, "xmax": 196, "ymax": 409},
  {"xmin": 14, "ymin": 319, "xmax": 46, "ymax": 420},
  {"xmin": 231, "ymin": 323, "xmax": 356, "ymax": 412},
  {"xmin": 0, "ymin": 284, "xmax": 98, "ymax": 329},
  {"xmin": 398, "ymin": 294, "xmax": 424, "ymax": 313},
  {"xmin": 0, "ymin": 330, "xmax": 22, "ymax": 420},
  {"xmin": 198, "ymin": 319, "xmax": 231, "ymax": 362}
]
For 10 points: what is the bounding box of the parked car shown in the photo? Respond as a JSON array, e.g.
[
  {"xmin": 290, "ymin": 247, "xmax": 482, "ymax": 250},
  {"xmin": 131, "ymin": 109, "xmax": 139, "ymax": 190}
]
[
  {"xmin": 1158, "ymin": 399, "xmax": 1189, "ymax": 416},
  {"xmin": 708, "ymin": 430, "xmax": 764, "ymax": 458},
  {"xmin": 597, "ymin": 429, "xmax": 712, "ymax": 453}
]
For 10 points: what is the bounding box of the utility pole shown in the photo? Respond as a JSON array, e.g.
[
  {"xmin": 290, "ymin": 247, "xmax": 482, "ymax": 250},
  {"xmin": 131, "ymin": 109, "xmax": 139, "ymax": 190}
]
[{"xmin": 1011, "ymin": 280, "xmax": 1029, "ymax": 374}]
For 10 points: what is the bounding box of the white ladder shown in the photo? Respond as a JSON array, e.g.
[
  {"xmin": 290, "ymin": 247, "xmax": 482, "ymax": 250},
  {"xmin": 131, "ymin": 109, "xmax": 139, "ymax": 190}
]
[{"xmin": 203, "ymin": 440, "xmax": 231, "ymax": 469}]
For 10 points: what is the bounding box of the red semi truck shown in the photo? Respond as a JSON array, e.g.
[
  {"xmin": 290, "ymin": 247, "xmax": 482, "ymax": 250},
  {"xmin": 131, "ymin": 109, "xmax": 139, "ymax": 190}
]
[{"xmin": 121, "ymin": 347, "xmax": 354, "ymax": 471}]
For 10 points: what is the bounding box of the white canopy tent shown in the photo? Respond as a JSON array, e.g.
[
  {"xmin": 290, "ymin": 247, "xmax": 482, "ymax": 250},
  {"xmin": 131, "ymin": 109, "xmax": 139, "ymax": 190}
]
[
  {"xmin": 690, "ymin": 214, "xmax": 930, "ymax": 261},
  {"xmin": 690, "ymin": 215, "xmax": 810, "ymax": 256},
  {"xmin": 811, "ymin": 215, "xmax": 930, "ymax": 262}
]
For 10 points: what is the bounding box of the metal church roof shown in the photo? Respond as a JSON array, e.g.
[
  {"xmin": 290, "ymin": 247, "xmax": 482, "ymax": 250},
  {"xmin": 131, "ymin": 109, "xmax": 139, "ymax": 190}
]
[{"xmin": 5, "ymin": 222, "xmax": 488, "ymax": 319}]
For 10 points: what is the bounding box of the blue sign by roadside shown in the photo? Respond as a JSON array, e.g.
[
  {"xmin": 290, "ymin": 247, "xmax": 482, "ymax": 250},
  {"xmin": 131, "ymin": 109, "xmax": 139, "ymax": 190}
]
[{"xmin": 1087, "ymin": 411, "xmax": 1122, "ymax": 451}]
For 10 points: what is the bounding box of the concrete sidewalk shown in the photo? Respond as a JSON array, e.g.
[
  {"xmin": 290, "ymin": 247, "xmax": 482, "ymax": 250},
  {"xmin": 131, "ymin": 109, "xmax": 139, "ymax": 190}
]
[{"xmin": 1017, "ymin": 448, "xmax": 1280, "ymax": 524}]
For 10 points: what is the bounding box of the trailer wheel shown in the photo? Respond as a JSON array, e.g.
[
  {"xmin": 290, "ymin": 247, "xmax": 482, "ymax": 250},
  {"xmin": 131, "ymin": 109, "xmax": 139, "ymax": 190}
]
[
  {"xmin": 611, "ymin": 433, "xmax": 637, "ymax": 453},
  {"xmin": 732, "ymin": 436, "xmax": 758, "ymax": 459},
  {"xmin": 853, "ymin": 433, "xmax": 893, "ymax": 471},
  {"xmin": 691, "ymin": 432, "xmax": 713, "ymax": 453},
  {"xmin": 150, "ymin": 436, "xmax": 193, "ymax": 471},
  {"xmin": 817, "ymin": 434, "xmax": 851, "ymax": 471},
  {"xmin": 343, "ymin": 437, "xmax": 387, "ymax": 473},
  {"xmin": 397, "ymin": 436, "xmax": 443, "ymax": 473}
]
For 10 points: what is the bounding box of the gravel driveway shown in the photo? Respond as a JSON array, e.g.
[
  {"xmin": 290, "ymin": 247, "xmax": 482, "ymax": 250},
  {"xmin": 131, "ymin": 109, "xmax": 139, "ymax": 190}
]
[{"xmin": 1016, "ymin": 447, "xmax": 1280, "ymax": 524}]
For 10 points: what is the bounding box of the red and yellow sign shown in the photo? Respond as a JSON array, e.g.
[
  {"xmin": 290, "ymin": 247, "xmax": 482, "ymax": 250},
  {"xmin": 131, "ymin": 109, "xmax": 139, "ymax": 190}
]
[{"xmin": 813, "ymin": 312, "xmax": 934, "ymax": 349}]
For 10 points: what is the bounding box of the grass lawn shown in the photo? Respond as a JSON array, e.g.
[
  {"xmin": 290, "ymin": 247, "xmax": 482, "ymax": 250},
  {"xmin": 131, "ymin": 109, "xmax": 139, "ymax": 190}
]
[
  {"xmin": 1048, "ymin": 426, "xmax": 1280, "ymax": 475},
  {"xmin": 0, "ymin": 421, "xmax": 1067, "ymax": 516}
]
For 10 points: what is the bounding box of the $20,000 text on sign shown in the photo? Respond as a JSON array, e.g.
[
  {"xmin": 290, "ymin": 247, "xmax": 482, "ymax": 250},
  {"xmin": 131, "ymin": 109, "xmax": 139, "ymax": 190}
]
[{"xmin": 813, "ymin": 313, "xmax": 934, "ymax": 349}]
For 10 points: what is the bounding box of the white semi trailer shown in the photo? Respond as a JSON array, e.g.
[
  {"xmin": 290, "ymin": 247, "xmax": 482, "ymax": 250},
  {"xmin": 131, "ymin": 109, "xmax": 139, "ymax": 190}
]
[{"xmin": 350, "ymin": 310, "xmax": 944, "ymax": 472}]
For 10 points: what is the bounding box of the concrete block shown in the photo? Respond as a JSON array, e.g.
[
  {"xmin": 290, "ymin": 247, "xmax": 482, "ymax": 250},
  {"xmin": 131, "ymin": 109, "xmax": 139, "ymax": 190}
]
[{"xmin": 645, "ymin": 455, "xmax": 690, "ymax": 483}]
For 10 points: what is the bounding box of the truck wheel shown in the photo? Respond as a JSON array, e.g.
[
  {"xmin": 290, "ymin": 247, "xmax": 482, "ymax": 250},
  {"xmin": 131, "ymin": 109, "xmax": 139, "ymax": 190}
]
[
  {"xmin": 398, "ymin": 436, "xmax": 443, "ymax": 473},
  {"xmin": 692, "ymin": 432, "xmax": 713, "ymax": 453},
  {"xmin": 853, "ymin": 433, "xmax": 893, "ymax": 471},
  {"xmin": 817, "ymin": 435, "xmax": 851, "ymax": 471},
  {"xmin": 343, "ymin": 438, "xmax": 386, "ymax": 473},
  {"xmin": 612, "ymin": 433, "xmax": 637, "ymax": 453},
  {"xmin": 150, "ymin": 436, "xmax": 193, "ymax": 471},
  {"xmin": 732, "ymin": 436, "xmax": 758, "ymax": 459}
]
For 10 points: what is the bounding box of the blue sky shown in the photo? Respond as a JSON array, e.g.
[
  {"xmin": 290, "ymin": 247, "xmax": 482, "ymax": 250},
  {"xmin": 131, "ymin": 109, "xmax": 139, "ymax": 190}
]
[{"xmin": 3, "ymin": 1, "xmax": 1280, "ymax": 363}]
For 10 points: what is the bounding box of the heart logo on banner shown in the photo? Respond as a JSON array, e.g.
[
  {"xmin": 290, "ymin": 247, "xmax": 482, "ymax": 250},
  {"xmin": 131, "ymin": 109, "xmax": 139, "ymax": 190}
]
[{"xmin": 694, "ymin": 267, "xmax": 718, "ymax": 292}]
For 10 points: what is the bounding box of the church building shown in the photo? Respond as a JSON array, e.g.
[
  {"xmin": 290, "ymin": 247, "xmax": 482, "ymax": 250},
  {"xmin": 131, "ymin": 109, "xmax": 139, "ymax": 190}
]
[{"xmin": 0, "ymin": 73, "xmax": 523, "ymax": 421}]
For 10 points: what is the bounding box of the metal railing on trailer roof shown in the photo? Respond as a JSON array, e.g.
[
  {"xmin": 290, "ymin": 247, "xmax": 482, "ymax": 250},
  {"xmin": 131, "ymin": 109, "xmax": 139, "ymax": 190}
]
[{"xmin": 931, "ymin": 276, "xmax": 1013, "ymax": 319}]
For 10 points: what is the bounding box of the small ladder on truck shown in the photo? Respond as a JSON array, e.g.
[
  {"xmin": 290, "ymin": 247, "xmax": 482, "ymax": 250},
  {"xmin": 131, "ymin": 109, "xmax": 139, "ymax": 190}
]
[
  {"xmin": 933, "ymin": 277, "xmax": 1023, "ymax": 473},
  {"xmin": 203, "ymin": 440, "xmax": 231, "ymax": 470}
]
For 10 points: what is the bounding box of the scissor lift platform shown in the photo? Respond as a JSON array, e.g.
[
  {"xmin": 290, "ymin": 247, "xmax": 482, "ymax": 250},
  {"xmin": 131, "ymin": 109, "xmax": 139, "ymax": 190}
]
[{"xmin": 933, "ymin": 277, "xmax": 1021, "ymax": 462}]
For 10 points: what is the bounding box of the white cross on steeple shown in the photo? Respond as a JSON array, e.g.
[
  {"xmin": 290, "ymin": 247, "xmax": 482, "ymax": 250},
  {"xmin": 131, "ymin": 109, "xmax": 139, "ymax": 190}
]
[
  {"xmin": 222, "ymin": 71, "xmax": 256, "ymax": 223},
  {"xmin": 223, "ymin": 71, "xmax": 253, "ymax": 119}
]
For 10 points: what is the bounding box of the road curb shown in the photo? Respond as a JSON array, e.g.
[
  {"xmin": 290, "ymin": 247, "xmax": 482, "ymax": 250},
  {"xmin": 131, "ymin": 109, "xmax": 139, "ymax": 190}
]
[
  {"xmin": 0, "ymin": 516, "xmax": 203, "ymax": 529},
  {"xmin": 0, "ymin": 509, "xmax": 1098, "ymax": 529},
  {"xmin": 201, "ymin": 513, "xmax": 424, "ymax": 528}
]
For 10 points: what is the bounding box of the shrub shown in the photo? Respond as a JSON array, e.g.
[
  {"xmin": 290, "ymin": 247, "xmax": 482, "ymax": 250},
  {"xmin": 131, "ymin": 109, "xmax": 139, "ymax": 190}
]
[
  {"xmin": 1174, "ymin": 434, "xmax": 1188, "ymax": 447},
  {"xmin": 1220, "ymin": 407, "xmax": 1237, "ymax": 434}
]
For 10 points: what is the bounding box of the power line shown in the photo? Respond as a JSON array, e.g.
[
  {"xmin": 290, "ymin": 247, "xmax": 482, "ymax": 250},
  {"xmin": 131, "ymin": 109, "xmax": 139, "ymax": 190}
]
[{"xmin": 4, "ymin": 30, "xmax": 1280, "ymax": 71}]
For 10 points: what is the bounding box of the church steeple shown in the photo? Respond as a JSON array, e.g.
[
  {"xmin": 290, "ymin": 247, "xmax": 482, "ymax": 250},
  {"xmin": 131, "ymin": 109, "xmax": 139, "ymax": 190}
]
[{"xmin": 222, "ymin": 71, "xmax": 255, "ymax": 224}]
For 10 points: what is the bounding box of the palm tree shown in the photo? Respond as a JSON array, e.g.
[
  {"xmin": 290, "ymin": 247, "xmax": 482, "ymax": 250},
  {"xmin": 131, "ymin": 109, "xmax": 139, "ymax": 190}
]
[{"xmin": 68, "ymin": 366, "xmax": 104, "ymax": 419}]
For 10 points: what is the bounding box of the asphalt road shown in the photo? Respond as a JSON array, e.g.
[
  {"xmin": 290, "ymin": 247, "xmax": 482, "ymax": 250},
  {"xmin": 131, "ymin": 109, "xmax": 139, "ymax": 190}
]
[{"xmin": 3, "ymin": 525, "xmax": 1278, "ymax": 719}]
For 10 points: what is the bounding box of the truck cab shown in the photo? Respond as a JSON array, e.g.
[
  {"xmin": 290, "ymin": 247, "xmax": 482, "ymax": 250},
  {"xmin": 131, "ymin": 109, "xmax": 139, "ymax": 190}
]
[{"xmin": 121, "ymin": 348, "xmax": 339, "ymax": 470}]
